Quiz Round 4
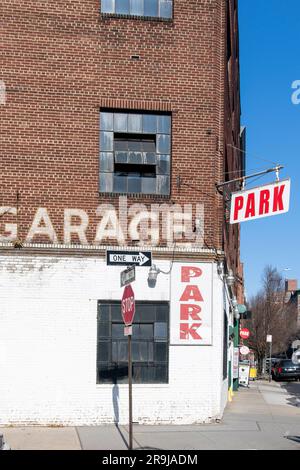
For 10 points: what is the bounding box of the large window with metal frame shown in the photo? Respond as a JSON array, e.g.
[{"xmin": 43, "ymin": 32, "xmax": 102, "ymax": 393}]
[
  {"xmin": 100, "ymin": 110, "xmax": 171, "ymax": 195},
  {"xmin": 101, "ymin": 0, "xmax": 173, "ymax": 19},
  {"xmin": 97, "ymin": 301, "xmax": 169, "ymax": 384}
]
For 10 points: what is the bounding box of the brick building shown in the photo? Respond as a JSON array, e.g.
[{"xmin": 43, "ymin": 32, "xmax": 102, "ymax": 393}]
[{"xmin": 0, "ymin": 1, "xmax": 244, "ymax": 425}]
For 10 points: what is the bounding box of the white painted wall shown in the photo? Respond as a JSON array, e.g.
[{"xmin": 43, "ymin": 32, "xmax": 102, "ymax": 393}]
[{"xmin": 0, "ymin": 254, "xmax": 228, "ymax": 425}]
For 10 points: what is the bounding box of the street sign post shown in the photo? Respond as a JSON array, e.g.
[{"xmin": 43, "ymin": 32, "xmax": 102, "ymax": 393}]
[
  {"xmin": 121, "ymin": 284, "xmax": 135, "ymax": 450},
  {"xmin": 121, "ymin": 265, "xmax": 136, "ymax": 288},
  {"xmin": 266, "ymin": 335, "xmax": 272, "ymax": 382},
  {"xmin": 107, "ymin": 250, "xmax": 152, "ymax": 267}
]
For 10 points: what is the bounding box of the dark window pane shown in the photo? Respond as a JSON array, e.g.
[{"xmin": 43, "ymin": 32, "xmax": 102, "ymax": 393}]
[
  {"xmin": 100, "ymin": 131, "xmax": 114, "ymax": 152},
  {"xmin": 143, "ymin": 152, "xmax": 156, "ymax": 165},
  {"xmin": 127, "ymin": 175, "xmax": 141, "ymax": 193},
  {"xmin": 112, "ymin": 341, "xmax": 118, "ymax": 362},
  {"xmin": 98, "ymin": 303, "xmax": 110, "ymax": 321},
  {"xmin": 98, "ymin": 322, "xmax": 110, "ymax": 338},
  {"xmin": 111, "ymin": 303, "xmax": 122, "ymax": 321},
  {"xmin": 101, "ymin": 0, "xmax": 115, "ymax": 14},
  {"xmin": 132, "ymin": 341, "xmax": 140, "ymax": 361},
  {"xmin": 159, "ymin": 0, "xmax": 172, "ymax": 19},
  {"xmin": 99, "ymin": 172, "xmax": 113, "ymax": 193},
  {"xmin": 154, "ymin": 322, "xmax": 168, "ymax": 340},
  {"xmin": 113, "ymin": 175, "xmax": 127, "ymax": 193},
  {"xmin": 139, "ymin": 324, "xmax": 153, "ymax": 339},
  {"xmin": 157, "ymin": 134, "xmax": 170, "ymax": 154},
  {"xmin": 133, "ymin": 323, "xmax": 153, "ymax": 339},
  {"xmin": 100, "ymin": 112, "xmax": 114, "ymax": 131},
  {"xmin": 148, "ymin": 342, "xmax": 154, "ymax": 362},
  {"xmin": 157, "ymin": 115, "xmax": 171, "ymax": 134},
  {"xmin": 128, "ymin": 152, "xmax": 143, "ymax": 164},
  {"xmin": 157, "ymin": 154, "xmax": 170, "ymax": 175},
  {"xmin": 156, "ymin": 303, "xmax": 169, "ymax": 321},
  {"xmin": 112, "ymin": 323, "xmax": 124, "ymax": 339},
  {"xmin": 115, "ymin": 151, "xmax": 128, "ymax": 163},
  {"xmin": 142, "ymin": 140, "xmax": 156, "ymax": 152},
  {"xmin": 118, "ymin": 341, "xmax": 128, "ymax": 362},
  {"xmin": 128, "ymin": 113, "xmax": 142, "ymax": 132},
  {"xmin": 156, "ymin": 175, "xmax": 170, "ymax": 195},
  {"xmin": 128, "ymin": 140, "xmax": 142, "ymax": 151},
  {"xmin": 97, "ymin": 365, "xmax": 112, "ymax": 383},
  {"xmin": 115, "ymin": 140, "xmax": 129, "ymax": 151},
  {"xmin": 144, "ymin": 0, "xmax": 159, "ymax": 17},
  {"xmin": 141, "ymin": 176, "xmax": 156, "ymax": 195},
  {"xmin": 154, "ymin": 365, "xmax": 168, "ymax": 383},
  {"xmin": 115, "ymin": 0, "xmax": 130, "ymax": 15},
  {"xmin": 114, "ymin": 113, "xmax": 128, "ymax": 132},
  {"xmin": 97, "ymin": 341, "xmax": 110, "ymax": 362},
  {"xmin": 100, "ymin": 152, "xmax": 114, "ymax": 173},
  {"xmin": 133, "ymin": 364, "xmax": 142, "ymax": 383},
  {"xmin": 142, "ymin": 114, "xmax": 157, "ymax": 133},
  {"xmin": 140, "ymin": 342, "xmax": 149, "ymax": 361},
  {"xmin": 135, "ymin": 303, "xmax": 155, "ymax": 322},
  {"xmin": 154, "ymin": 342, "xmax": 168, "ymax": 362}
]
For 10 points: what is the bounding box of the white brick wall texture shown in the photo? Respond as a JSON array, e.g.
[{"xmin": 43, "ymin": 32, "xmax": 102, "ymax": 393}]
[{"xmin": 0, "ymin": 254, "xmax": 228, "ymax": 425}]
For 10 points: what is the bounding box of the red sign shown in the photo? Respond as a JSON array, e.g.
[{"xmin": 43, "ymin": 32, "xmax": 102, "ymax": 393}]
[
  {"xmin": 121, "ymin": 284, "xmax": 135, "ymax": 326},
  {"xmin": 230, "ymin": 179, "xmax": 290, "ymax": 224},
  {"xmin": 240, "ymin": 328, "xmax": 250, "ymax": 340}
]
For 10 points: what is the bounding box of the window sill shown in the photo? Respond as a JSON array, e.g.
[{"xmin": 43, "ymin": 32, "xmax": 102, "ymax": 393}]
[
  {"xmin": 99, "ymin": 192, "xmax": 170, "ymax": 200},
  {"xmin": 100, "ymin": 13, "xmax": 173, "ymax": 23}
]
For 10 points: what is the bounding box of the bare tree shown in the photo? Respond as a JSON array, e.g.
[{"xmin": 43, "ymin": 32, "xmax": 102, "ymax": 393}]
[{"xmin": 247, "ymin": 265, "xmax": 297, "ymax": 373}]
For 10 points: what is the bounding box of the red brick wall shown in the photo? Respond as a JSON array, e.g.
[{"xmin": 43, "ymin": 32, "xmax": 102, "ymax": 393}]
[{"xmin": 0, "ymin": 0, "xmax": 241, "ymax": 252}]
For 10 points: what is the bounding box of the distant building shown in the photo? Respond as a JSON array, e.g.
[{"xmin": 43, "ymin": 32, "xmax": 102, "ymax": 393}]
[{"xmin": 285, "ymin": 280, "xmax": 300, "ymax": 334}]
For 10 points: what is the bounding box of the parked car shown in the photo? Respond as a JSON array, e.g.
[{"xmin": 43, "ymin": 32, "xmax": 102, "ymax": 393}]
[
  {"xmin": 266, "ymin": 357, "xmax": 280, "ymax": 374},
  {"xmin": 272, "ymin": 359, "xmax": 300, "ymax": 381}
]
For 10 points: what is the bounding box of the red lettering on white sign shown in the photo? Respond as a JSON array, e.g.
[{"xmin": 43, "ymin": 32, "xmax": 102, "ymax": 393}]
[
  {"xmin": 230, "ymin": 180, "xmax": 290, "ymax": 224},
  {"xmin": 180, "ymin": 323, "xmax": 202, "ymax": 340},
  {"xmin": 180, "ymin": 304, "xmax": 202, "ymax": 321},
  {"xmin": 181, "ymin": 266, "xmax": 202, "ymax": 282}
]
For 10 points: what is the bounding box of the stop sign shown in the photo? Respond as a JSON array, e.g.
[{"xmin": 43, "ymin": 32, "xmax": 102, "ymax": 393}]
[
  {"xmin": 121, "ymin": 284, "xmax": 135, "ymax": 326},
  {"xmin": 240, "ymin": 328, "xmax": 250, "ymax": 340}
]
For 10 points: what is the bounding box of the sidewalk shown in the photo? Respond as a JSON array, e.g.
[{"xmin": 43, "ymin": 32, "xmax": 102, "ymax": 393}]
[{"xmin": 1, "ymin": 380, "xmax": 300, "ymax": 450}]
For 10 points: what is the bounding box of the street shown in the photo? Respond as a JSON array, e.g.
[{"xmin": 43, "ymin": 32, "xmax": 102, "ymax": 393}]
[{"xmin": 1, "ymin": 380, "xmax": 300, "ymax": 451}]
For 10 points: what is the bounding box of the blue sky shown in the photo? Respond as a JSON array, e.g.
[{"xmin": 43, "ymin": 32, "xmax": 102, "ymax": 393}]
[{"xmin": 238, "ymin": 0, "xmax": 300, "ymax": 299}]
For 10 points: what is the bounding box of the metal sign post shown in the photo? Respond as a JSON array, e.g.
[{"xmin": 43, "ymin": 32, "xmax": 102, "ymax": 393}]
[
  {"xmin": 121, "ymin": 284, "xmax": 135, "ymax": 450},
  {"xmin": 267, "ymin": 335, "xmax": 272, "ymax": 382},
  {"xmin": 128, "ymin": 331, "xmax": 133, "ymax": 451}
]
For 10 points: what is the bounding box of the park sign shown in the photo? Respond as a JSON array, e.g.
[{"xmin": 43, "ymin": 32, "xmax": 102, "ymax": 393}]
[{"xmin": 230, "ymin": 179, "xmax": 290, "ymax": 224}]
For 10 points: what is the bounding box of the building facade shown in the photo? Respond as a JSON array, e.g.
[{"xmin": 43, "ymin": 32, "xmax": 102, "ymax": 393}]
[{"xmin": 0, "ymin": 0, "xmax": 244, "ymax": 425}]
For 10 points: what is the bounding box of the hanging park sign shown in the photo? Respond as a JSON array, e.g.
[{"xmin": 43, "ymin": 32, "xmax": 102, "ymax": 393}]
[{"xmin": 230, "ymin": 179, "xmax": 291, "ymax": 224}]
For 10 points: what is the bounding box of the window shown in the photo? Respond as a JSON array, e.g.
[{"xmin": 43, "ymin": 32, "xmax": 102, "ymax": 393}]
[
  {"xmin": 97, "ymin": 301, "xmax": 169, "ymax": 384},
  {"xmin": 100, "ymin": 111, "xmax": 171, "ymax": 195},
  {"xmin": 101, "ymin": 0, "xmax": 173, "ymax": 20}
]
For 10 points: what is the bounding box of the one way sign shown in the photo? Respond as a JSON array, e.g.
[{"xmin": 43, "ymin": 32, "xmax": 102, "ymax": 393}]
[{"xmin": 106, "ymin": 250, "xmax": 152, "ymax": 267}]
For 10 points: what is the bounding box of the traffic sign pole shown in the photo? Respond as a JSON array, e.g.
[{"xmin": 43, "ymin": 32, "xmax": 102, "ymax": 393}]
[
  {"xmin": 121, "ymin": 284, "xmax": 135, "ymax": 450},
  {"xmin": 128, "ymin": 332, "xmax": 133, "ymax": 450}
]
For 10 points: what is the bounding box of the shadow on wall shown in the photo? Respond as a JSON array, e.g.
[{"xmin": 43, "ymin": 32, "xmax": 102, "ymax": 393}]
[{"xmin": 112, "ymin": 374, "xmax": 130, "ymax": 449}]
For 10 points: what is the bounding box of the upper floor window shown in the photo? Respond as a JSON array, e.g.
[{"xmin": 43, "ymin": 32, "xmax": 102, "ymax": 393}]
[
  {"xmin": 99, "ymin": 110, "xmax": 171, "ymax": 196},
  {"xmin": 101, "ymin": 0, "xmax": 173, "ymax": 19}
]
